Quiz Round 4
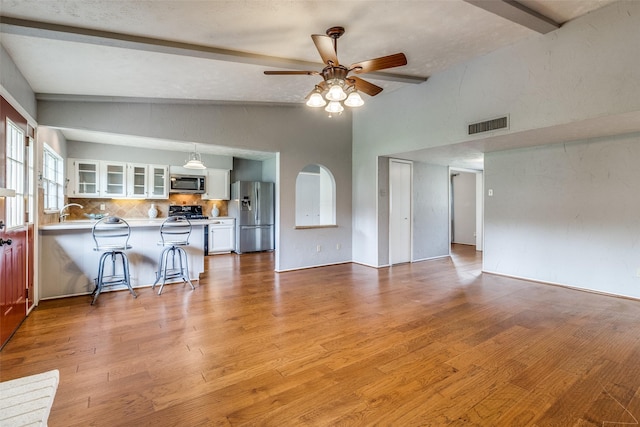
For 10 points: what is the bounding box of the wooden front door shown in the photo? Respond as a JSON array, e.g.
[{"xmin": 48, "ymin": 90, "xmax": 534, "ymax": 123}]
[
  {"xmin": 1, "ymin": 96, "xmax": 29, "ymax": 349},
  {"xmin": 0, "ymin": 226, "xmax": 26, "ymax": 347}
]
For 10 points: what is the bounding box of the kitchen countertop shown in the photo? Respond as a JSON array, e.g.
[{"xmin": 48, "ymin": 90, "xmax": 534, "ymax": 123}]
[
  {"xmin": 39, "ymin": 217, "xmax": 214, "ymax": 299},
  {"xmin": 40, "ymin": 217, "xmax": 234, "ymax": 231}
]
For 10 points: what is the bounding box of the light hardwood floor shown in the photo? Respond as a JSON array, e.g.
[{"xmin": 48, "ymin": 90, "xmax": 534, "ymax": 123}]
[{"xmin": 2, "ymin": 245, "xmax": 640, "ymax": 426}]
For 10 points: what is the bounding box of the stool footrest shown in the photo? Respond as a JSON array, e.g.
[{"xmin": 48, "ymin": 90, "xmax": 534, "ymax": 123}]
[
  {"xmin": 92, "ymin": 249, "xmax": 137, "ymax": 305},
  {"xmin": 152, "ymin": 245, "xmax": 195, "ymax": 295}
]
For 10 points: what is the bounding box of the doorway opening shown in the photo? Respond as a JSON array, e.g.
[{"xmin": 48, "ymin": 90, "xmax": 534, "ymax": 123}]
[{"xmin": 449, "ymin": 168, "xmax": 483, "ymax": 253}]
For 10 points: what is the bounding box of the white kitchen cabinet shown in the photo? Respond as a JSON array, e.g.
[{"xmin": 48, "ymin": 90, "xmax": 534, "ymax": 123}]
[
  {"xmin": 68, "ymin": 158, "xmax": 169, "ymax": 199},
  {"xmin": 202, "ymin": 169, "xmax": 230, "ymax": 200},
  {"xmin": 148, "ymin": 165, "xmax": 169, "ymax": 199},
  {"xmin": 101, "ymin": 161, "xmax": 127, "ymax": 197},
  {"xmin": 127, "ymin": 164, "xmax": 169, "ymax": 199},
  {"xmin": 127, "ymin": 163, "xmax": 147, "ymax": 198},
  {"xmin": 67, "ymin": 159, "xmax": 101, "ymax": 197},
  {"xmin": 208, "ymin": 219, "xmax": 235, "ymax": 254}
]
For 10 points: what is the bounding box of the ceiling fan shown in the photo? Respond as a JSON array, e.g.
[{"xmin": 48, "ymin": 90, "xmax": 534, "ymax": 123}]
[{"xmin": 264, "ymin": 26, "xmax": 407, "ymax": 115}]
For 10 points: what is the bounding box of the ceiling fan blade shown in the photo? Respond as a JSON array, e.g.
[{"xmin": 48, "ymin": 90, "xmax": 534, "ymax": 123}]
[
  {"xmin": 350, "ymin": 53, "xmax": 407, "ymax": 74},
  {"xmin": 312, "ymin": 34, "xmax": 339, "ymax": 66},
  {"xmin": 348, "ymin": 76, "xmax": 383, "ymax": 96},
  {"xmin": 264, "ymin": 71, "xmax": 319, "ymax": 75}
]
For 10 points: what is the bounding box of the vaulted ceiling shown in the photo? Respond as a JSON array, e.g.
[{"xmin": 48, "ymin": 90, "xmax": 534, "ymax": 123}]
[{"xmin": 0, "ymin": 0, "xmax": 618, "ymax": 159}]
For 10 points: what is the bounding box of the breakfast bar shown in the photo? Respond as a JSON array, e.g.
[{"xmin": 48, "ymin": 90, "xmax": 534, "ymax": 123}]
[{"xmin": 39, "ymin": 219, "xmax": 212, "ymax": 299}]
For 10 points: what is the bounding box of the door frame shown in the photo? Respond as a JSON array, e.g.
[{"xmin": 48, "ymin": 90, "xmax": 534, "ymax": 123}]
[
  {"xmin": 388, "ymin": 158, "xmax": 413, "ymax": 265},
  {"xmin": 448, "ymin": 166, "xmax": 484, "ymax": 252},
  {"xmin": 1, "ymin": 94, "xmax": 37, "ymax": 349}
]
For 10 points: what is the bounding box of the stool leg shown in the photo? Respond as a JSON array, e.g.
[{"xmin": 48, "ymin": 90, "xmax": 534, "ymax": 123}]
[
  {"xmin": 120, "ymin": 251, "xmax": 137, "ymax": 298},
  {"xmin": 177, "ymin": 247, "xmax": 186, "ymax": 283},
  {"xmin": 154, "ymin": 246, "xmax": 169, "ymax": 293},
  {"xmin": 157, "ymin": 247, "xmax": 172, "ymax": 295},
  {"xmin": 179, "ymin": 247, "xmax": 195, "ymax": 290},
  {"xmin": 92, "ymin": 252, "xmax": 109, "ymax": 305},
  {"xmin": 110, "ymin": 252, "xmax": 117, "ymax": 280},
  {"xmin": 152, "ymin": 248, "xmax": 165, "ymax": 289}
]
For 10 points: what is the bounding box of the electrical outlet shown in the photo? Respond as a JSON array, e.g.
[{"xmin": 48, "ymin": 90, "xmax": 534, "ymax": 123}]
[
  {"xmin": 317, "ymin": 245, "xmax": 321, "ymax": 253},
  {"xmin": 488, "ymin": 189, "xmax": 494, "ymax": 196},
  {"xmin": 336, "ymin": 243, "xmax": 341, "ymax": 250},
  {"xmin": 100, "ymin": 203, "xmax": 105, "ymax": 211}
]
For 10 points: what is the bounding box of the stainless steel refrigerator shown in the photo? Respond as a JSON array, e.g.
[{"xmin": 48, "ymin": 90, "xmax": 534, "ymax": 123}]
[{"xmin": 229, "ymin": 181, "xmax": 275, "ymax": 254}]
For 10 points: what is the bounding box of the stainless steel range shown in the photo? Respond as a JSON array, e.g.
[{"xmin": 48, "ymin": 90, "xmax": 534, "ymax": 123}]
[{"xmin": 168, "ymin": 205, "xmax": 208, "ymax": 220}]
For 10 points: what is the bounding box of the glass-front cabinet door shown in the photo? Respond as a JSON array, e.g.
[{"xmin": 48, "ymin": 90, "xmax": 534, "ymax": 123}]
[
  {"xmin": 127, "ymin": 164, "xmax": 148, "ymax": 198},
  {"xmin": 68, "ymin": 159, "xmax": 168, "ymax": 199},
  {"xmin": 102, "ymin": 162, "xmax": 126, "ymax": 197},
  {"xmin": 68, "ymin": 159, "xmax": 100, "ymax": 197},
  {"xmin": 148, "ymin": 165, "xmax": 169, "ymax": 199}
]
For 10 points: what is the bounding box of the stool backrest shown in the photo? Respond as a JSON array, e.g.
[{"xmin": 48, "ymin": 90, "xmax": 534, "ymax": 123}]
[
  {"xmin": 160, "ymin": 216, "xmax": 192, "ymax": 245},
  {"xmin": 92, "ymin": 217, "xmax": 131, "ymax": 250}
]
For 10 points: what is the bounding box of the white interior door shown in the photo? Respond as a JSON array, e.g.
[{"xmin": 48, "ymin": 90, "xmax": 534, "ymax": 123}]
[
  {"xmin": 451, "ymin": 171, "xmax": 477, "ymax": 245},
  {"xmin": 389, "ymin": 159, "xmax": 412, "ymax": 265}
]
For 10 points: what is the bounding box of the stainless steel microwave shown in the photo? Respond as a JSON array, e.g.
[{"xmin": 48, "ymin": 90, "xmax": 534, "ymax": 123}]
[{"xmin": 169, "ymin": 174, "xmax": 206, "ymax": 194}]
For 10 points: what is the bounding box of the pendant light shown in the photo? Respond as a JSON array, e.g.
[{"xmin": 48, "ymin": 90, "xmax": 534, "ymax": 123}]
[{"xmin": 183, "ymin": 143, "xmax": 207, "ymax": 170}]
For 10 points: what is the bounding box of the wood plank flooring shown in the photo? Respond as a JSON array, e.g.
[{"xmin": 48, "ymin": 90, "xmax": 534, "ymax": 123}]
[{"xmin": 2, "ymin": 245, "xmax": 640, "ymax": 426}]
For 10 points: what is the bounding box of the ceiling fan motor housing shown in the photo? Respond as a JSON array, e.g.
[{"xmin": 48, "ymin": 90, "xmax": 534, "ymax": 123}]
[{"xmin": 322, "ymin": 65, "xmax": 349, "ymax": 85}]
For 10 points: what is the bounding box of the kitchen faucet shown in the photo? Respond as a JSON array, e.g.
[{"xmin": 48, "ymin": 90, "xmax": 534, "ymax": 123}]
[{"xmin": 59, "ymin": 203, "xmax": 83, "ymax": 222}]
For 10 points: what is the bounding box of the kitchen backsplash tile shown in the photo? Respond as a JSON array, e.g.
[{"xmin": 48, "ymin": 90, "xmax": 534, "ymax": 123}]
[{"xmin": 63, "ymin": 195, "xmax": 228, "ymax": 220}]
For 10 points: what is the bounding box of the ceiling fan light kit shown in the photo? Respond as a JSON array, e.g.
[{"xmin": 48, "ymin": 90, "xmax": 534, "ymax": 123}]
[
  {"xmin": 265, "ymin": 26, "xmax": 407, "ymax": 117},
  {"xmin": 325, "ymin": 101, "xmax": 344, "ymax": 114},
  {"xmin": 344, "ymin": 91, "xmax": 364, "ymax": 107},
  {"xmin": 326, "ymin": 83, "xmax": 347, "ymax": 102},
  {"xmin": 306, "ymin": 91, "xmax": 327, "ymax": 108}
]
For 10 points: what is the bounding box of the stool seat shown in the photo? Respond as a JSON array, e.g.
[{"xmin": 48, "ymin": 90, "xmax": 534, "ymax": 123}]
[
  {"xmin": 94, "ymin": 243, "xmax": 132, "ymax": 251},
  {"xmin": 91, "ymin": 217, "xmax": 137, "ymax": 305},
  {"xmin": 153, "ymin": 216, "xmax": 196, "ymax": 295}
]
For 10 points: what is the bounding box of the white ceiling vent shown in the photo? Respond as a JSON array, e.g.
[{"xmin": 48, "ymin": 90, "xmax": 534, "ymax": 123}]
[{"xmin": 468, "ymin": 115, "xmax": 509, "ymax": 135}]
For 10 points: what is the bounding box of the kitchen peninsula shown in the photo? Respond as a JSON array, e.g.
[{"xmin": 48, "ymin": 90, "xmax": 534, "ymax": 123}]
[{"xmin": 39, "ymin": 218, "xmax": 218, "ymax": 299}]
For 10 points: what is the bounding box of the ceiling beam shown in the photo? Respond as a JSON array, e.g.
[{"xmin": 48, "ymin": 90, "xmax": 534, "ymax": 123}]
[
  {"xmin": 0, "ymin": 16, "xmax": 427, "ymax": 85},
  {"xmin": 463, "ymin": 0, "xmax": 560, "ymax": 34}
]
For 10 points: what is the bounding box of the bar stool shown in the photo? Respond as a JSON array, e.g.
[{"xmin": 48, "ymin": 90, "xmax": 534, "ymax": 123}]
[
  {"xmin": 91, "ymin": 217, "xmax": 137, "ymax": 305},
  {"xmin": 152, "ymin": 216, "xmax": 195, "ymax": 295}
]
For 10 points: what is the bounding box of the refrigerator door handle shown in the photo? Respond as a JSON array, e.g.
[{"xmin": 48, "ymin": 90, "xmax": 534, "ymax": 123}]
[{"xmin": 255, "ymin": 186, "xmax": 259, "ymax": 223}]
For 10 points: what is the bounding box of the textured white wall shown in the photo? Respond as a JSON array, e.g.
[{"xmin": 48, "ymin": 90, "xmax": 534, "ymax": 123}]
[
  {"xmin": 1, "ymin": 45, "xmax": 36, "ymax": 119},
  {"xmin": 38, "ymin": 127, "xmax": 67, "ymax": 159},
  {"xmin": 353, "ymin": 1, "xmax": 640, "ymax": 267},
  {"xmin": 484, "ymin": 134, "xmax": 640, "ymax": 298}
]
